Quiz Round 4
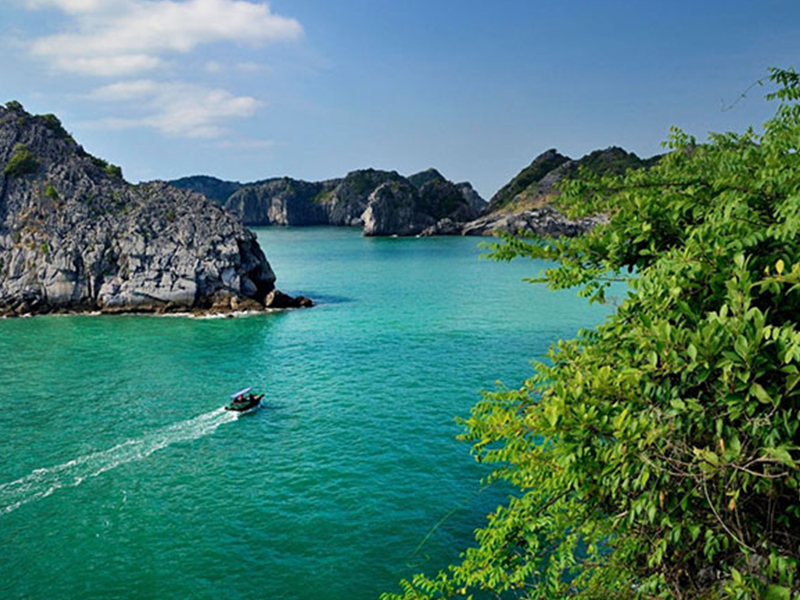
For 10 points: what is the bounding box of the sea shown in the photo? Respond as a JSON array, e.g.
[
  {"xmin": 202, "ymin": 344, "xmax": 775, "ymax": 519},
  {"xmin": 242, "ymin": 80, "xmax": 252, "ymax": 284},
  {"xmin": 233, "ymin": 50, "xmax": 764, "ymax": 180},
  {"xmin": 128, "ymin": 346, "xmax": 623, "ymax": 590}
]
[{"xmin": 0, "ymin": 227, "xmax": 618, "ymax": 600}]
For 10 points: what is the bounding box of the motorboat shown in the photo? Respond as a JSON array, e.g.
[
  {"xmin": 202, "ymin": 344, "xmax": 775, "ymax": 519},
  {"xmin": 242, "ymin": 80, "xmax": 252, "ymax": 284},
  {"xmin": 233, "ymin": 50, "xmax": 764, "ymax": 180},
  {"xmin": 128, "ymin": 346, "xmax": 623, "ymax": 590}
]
[{"xmin": 225, "ymin": 387, "xmax": 264, "ymax": 412}]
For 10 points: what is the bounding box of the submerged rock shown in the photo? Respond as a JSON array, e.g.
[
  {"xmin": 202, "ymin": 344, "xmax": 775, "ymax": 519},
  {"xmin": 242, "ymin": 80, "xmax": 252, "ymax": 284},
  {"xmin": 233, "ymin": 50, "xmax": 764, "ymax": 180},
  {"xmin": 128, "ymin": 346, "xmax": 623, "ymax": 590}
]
[{"xmin": 0, "ymin": 102, "xmax": 307, "ymax": 317}]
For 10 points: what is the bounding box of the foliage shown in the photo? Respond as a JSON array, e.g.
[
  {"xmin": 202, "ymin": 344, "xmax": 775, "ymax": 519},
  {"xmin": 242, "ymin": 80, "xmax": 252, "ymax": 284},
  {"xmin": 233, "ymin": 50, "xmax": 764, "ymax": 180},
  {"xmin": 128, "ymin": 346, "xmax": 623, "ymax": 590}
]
[
  {"xmin": 4, "ymin": 143, "xmax": 39, "ymax": 177},
  {"xmin": 383, "ymin": 68, "xmax": 800, "ymax": 600},
  {"xmin": 5, "ymin": 100, "xmax": 23, "ymax": 112},
  {"xmin": 40, "ymin": 113, "xmax": 71, "ymax": 139},
  {"xmin": 90, "ymin": 156, "xmax": 123, "ymax": 179}
]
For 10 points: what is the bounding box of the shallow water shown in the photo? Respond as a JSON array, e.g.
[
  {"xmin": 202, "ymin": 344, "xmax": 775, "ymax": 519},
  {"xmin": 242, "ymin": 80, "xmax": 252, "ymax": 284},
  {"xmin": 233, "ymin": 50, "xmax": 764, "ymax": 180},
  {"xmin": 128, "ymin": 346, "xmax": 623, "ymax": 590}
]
[{"xmin": 0, "ymin": 227, "xmax": 616, "ymax": 600}]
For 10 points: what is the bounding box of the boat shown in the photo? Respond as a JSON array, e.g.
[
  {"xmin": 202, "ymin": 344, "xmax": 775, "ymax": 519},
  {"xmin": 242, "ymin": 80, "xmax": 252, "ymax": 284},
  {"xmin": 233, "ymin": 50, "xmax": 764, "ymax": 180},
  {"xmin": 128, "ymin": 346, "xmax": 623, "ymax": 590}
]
[{"xmin": 225, "ymin": 387, "xmax": 264, "ymax": 412}]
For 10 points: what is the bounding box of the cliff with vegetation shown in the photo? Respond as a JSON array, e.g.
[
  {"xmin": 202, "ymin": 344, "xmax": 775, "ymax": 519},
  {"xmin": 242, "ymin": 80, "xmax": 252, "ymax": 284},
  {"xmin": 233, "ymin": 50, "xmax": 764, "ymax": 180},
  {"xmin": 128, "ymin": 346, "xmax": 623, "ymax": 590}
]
[
  {"xmin": 172, "ymin": 168, "xmax": 488, "ymax": 236},
  {"xmin": 173, "ymin": 147, "xmax": 655, "ymax": 239},
  {"xmin": 0, "ymin": 102, "xmax": 308, "ymax": 317}
]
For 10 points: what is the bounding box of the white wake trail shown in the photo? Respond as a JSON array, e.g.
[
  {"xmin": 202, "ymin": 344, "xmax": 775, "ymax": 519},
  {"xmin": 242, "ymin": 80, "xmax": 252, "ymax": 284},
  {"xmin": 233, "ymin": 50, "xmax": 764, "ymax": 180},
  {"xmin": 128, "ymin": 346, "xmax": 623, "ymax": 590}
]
[{"xmin": 0, "ymin": 407, "xmax": 239, "ymax": 516}]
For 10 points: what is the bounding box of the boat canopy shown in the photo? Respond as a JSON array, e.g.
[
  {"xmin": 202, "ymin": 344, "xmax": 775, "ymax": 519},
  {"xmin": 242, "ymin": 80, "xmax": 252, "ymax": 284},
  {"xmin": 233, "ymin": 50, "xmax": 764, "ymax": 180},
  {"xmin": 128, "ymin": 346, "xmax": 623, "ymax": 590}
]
[{"xmin": 230, "ymin": 387, "xmax": 252, "ymax": 399}]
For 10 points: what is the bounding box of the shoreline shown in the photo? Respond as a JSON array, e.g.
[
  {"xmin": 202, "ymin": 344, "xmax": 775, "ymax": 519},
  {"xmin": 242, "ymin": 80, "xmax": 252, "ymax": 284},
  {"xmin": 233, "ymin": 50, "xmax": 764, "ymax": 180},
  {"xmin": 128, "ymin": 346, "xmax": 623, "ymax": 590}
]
[
  {"xmin": 0, "ymin": 307, "xmax": 300, "ymax": 320},
  {"xmin": 0, "ymin": 292, "xmax": 314, "ymax": 320}
]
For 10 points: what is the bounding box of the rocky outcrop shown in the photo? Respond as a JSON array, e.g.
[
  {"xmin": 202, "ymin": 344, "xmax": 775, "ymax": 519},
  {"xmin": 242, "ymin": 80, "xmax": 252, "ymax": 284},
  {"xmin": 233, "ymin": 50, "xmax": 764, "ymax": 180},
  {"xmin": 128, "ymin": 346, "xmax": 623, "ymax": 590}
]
[
  {"xmin": 0, "ymin": 102, "xmax": 305, "ymax": 317},
  {"xmin": 323, "ymin": 169, "xmax": 403, "ymax": 226},
  {"xmin": 168, "ymin": 146, "xmax": 655, "ymax": 240},
  {"xmin": 457, "ymin": 182, "xmax": 488, "ymax": 217},
  {"xmin": 363, "ymin": 180, "xmax": 435, "ymax": 236},
  {"xmin": 170, "ymin": 175, "xmax": 242, "ymax": 205},
  {"xmin": 363, "ymin": 176, "xmax": 487, "ymax": 237},
  {"xmin": 196, "ymin": 167, "xmax": 488, "ymax": 236},
  {"xmin": 487, "ymin": 149, "xmax": 571, "ymax": 213},
  {"xmin": 422, "ymin": 146, "xmax": 657, "ymax": 238},
  {"xmin": 487, "ymin": 147, "xmax": 657, "ymax": 214},
  {"xmin": 461, "ymin": 207, "xmax": 606, "ymax": 237},
  {"xmin": 225, "ymin": 177, "xmax": 334, "ymax": 226}
]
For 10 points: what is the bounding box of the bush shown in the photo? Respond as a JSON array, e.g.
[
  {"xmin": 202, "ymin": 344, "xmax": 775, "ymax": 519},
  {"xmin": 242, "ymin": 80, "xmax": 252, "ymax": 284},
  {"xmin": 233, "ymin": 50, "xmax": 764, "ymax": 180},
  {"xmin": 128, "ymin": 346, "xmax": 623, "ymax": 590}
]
[
  {"xmin": 384, "ymin": 68, "xmax": 800, "ymax": 600},
  {"xmin": 40, "ymin": 114, "xmax": 70, "ymax": 139},
  {"xmin": 4, "ymin": 144, "xmax": 39, "ymax": 177},
  {"xmin": 90, "ymin": 155, "xmax": 123, "ymax": 179}
]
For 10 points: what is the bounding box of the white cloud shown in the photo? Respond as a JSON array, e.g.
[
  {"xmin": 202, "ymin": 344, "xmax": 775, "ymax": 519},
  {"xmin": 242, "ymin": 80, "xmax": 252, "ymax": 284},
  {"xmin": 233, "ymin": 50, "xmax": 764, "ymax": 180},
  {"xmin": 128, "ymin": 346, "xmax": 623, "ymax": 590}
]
[
  {"xmin": 52, "ymin": 54, "xmax": 164, "ymax": 76},
  {"xmin": 25, "ymin": 0, "xmax": 123, "ymax": 14},
  {"xmin": 203, "ymin": 60, "xmax": 269, "ymax": 74},
  {"xmin": 28, "ymin": 0, "xmax": 303, "ymax": 76},
  {"xmin": 88, "ymin": 79, "xmax": 262, "ymax": 138}
]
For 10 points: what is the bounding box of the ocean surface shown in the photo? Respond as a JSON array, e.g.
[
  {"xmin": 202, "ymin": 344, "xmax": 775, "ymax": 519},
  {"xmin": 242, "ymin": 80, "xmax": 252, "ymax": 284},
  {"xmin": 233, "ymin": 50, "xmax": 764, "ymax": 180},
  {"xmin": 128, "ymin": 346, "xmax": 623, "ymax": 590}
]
[{"xmin": 0, "ymin": 227, "xmax": 617, "ymax": 600}]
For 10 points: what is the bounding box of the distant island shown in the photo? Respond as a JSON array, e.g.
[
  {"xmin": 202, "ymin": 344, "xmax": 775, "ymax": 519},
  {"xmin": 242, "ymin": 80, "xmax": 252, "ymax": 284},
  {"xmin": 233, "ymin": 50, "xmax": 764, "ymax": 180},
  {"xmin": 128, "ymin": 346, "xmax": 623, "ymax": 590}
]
[
  {"xmin": 0, "ymin": 101, "xmax": 310, "ymax": 317},
  {"xmin": 171, "ymin": 146, "xmax": 657, "ymax": 238}
]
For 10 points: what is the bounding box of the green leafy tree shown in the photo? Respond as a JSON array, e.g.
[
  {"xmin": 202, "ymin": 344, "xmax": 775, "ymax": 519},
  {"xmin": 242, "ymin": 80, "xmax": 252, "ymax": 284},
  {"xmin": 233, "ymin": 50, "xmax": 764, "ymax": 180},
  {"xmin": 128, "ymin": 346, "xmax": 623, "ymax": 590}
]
[{"xmin": 383, "ymin": 68, "xmax": 800, "ymax": 600}]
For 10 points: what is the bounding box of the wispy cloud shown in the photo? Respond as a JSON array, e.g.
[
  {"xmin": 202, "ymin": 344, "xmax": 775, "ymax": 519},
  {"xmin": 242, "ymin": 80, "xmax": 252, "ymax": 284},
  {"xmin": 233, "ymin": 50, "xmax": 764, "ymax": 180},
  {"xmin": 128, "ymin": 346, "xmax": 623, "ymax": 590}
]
[
  {"xmin": 25, "ymin": 0, "xmax": 121, "ymax": 13},
  {"xmin": 27, "ymin": 0, "xmax": 303, "ymax": 76},
  {"xmin": 204, "ymin": 60, "xmax": 271, "ymax": 74},
  {"xmin": 88, "ymin": 79, "xmax": 262, "ymax": 138}
]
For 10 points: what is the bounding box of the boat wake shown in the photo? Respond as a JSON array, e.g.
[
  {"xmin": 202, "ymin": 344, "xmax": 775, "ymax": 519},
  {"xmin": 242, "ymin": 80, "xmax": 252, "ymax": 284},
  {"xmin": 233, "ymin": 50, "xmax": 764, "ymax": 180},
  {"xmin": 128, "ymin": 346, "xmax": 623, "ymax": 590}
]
[{"xmin": 0, "ymin": 407, "xmax": 239, "ymax": 516}]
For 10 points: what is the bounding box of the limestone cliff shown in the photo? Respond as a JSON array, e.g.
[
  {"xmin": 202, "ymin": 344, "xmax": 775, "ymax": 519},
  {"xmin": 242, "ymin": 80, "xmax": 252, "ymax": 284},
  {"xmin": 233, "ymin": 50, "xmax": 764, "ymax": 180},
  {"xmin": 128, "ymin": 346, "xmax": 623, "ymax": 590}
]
[
  {"xmin": 225, "ymin": 177, "xmax": 334, "ymax": 226},
  {"xmin": 0, "ymin": 102, "xmax": 304, "ymax": 316},
  {"xmin": 213, "ymin": 168, "xmax": 486, "ymax": 235}
]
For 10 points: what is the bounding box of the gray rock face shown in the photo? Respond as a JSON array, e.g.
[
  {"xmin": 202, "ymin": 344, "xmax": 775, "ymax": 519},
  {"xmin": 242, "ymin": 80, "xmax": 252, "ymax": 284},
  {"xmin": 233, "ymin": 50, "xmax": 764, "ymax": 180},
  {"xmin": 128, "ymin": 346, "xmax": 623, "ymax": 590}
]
[
  {"xmin": 458, "ymin": 207, "xmax": 607, "ymax": 237},
  {"xmin": 170, "ymin": 175, "xmax": 242, "ymax": 205},
  {"xmin": 363, "ymin": 176, "xmax": 487, "ymax": 237},
  {"xmin": 408, "ymin": 168, "xmax": 446, "ymax": 190},
  {"xmin": 362, "ymin": 180, "xmax": 436, "ymax": 236},
  {"xmin": 0, "ymin": 103, "xmax": 281, "ymax": 316},
  {"xmin": 456, "ymin": 182, "xmax": 488, "ymax": 217},
  {"xmin": 225, "ymin": 177, "xmax": 333, "ymax": 226},
  {"xmin": 211, "ymin": 167, "xmax": 487, "ymax": 236}
]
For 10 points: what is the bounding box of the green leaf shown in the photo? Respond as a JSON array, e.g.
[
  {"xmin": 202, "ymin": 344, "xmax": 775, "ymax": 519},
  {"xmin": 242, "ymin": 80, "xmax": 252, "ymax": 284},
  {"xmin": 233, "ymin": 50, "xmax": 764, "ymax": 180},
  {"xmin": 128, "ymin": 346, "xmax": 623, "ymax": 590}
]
[
  {"xmin": 762, "ymin": 446, "xmax": 797, "ymax": 469},
  {"xmin": 765, "ymin": 585, "xmax": 791, "ymax": 600},
  {"xmin": 543, "ymin": 403, "xmax": 559, "ymax": 428},
  {"xmin": 734, "ymin": 336, "xmax": 749, "ymax": 361},
  {"xmin": 751, "ymin": 382, "xmax": 772, "ymax": 405},
  {"xmin": 670, "ymin": 398, "xmax": 686, "ymax": 410}
]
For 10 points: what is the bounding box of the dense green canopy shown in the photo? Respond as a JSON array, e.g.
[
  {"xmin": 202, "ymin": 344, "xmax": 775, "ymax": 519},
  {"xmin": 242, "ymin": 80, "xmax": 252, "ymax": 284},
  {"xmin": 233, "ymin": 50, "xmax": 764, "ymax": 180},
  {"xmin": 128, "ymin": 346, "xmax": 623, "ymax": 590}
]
[{"xmin": 384, "ymin": 68, "xmax": 800, "ymax": 600}]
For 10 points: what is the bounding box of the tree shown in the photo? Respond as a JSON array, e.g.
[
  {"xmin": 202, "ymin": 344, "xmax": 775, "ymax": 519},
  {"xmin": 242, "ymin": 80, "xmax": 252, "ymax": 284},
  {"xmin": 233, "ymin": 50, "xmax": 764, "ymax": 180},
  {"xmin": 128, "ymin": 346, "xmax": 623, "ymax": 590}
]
[{"xmin": 383, "ymin": 68, "xmax": 800, "ymax": 600}]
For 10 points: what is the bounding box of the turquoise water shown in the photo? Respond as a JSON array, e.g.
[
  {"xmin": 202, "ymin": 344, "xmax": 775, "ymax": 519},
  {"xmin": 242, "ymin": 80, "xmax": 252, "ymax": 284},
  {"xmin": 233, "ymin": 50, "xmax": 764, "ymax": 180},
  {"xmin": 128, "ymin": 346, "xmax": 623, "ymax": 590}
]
[{"xmin": 0, "ymin": 228, "xmax": 615, "ymax": 600}]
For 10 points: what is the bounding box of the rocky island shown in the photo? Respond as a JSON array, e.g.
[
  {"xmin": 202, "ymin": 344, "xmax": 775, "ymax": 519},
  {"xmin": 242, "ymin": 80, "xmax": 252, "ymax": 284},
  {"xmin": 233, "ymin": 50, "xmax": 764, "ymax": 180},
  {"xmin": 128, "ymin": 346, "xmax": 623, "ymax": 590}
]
[
  {"xmin": 0, "ymin": 102, "xmax": 310, "ymax": 317},
  {"xmin": 175, "ymin": 167, "xmax": 488, "ymax": 236},
  {"xmin": 172, "ymin": 147, "xmax": 656, "ymax": 239}
]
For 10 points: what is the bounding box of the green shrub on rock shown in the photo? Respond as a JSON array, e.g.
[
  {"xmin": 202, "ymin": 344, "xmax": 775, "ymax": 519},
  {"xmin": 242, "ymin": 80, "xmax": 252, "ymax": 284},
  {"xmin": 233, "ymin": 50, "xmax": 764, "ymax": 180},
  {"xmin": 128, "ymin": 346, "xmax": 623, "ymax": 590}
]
[
  {"xmin": 4, "ymin": 144, "xmax": 39, "ymax": 177},
  {"xmin": 384, "ymin": 68, "xmax": 800, "ymax": 600}
]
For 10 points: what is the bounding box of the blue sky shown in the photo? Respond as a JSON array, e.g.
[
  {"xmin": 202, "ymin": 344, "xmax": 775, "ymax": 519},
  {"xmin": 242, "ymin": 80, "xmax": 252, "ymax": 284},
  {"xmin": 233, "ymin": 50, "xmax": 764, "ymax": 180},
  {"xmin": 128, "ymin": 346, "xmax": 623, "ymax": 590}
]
[{"xmin": 2, "ymin": 0, "xmax": 799, "ymax": 198}]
